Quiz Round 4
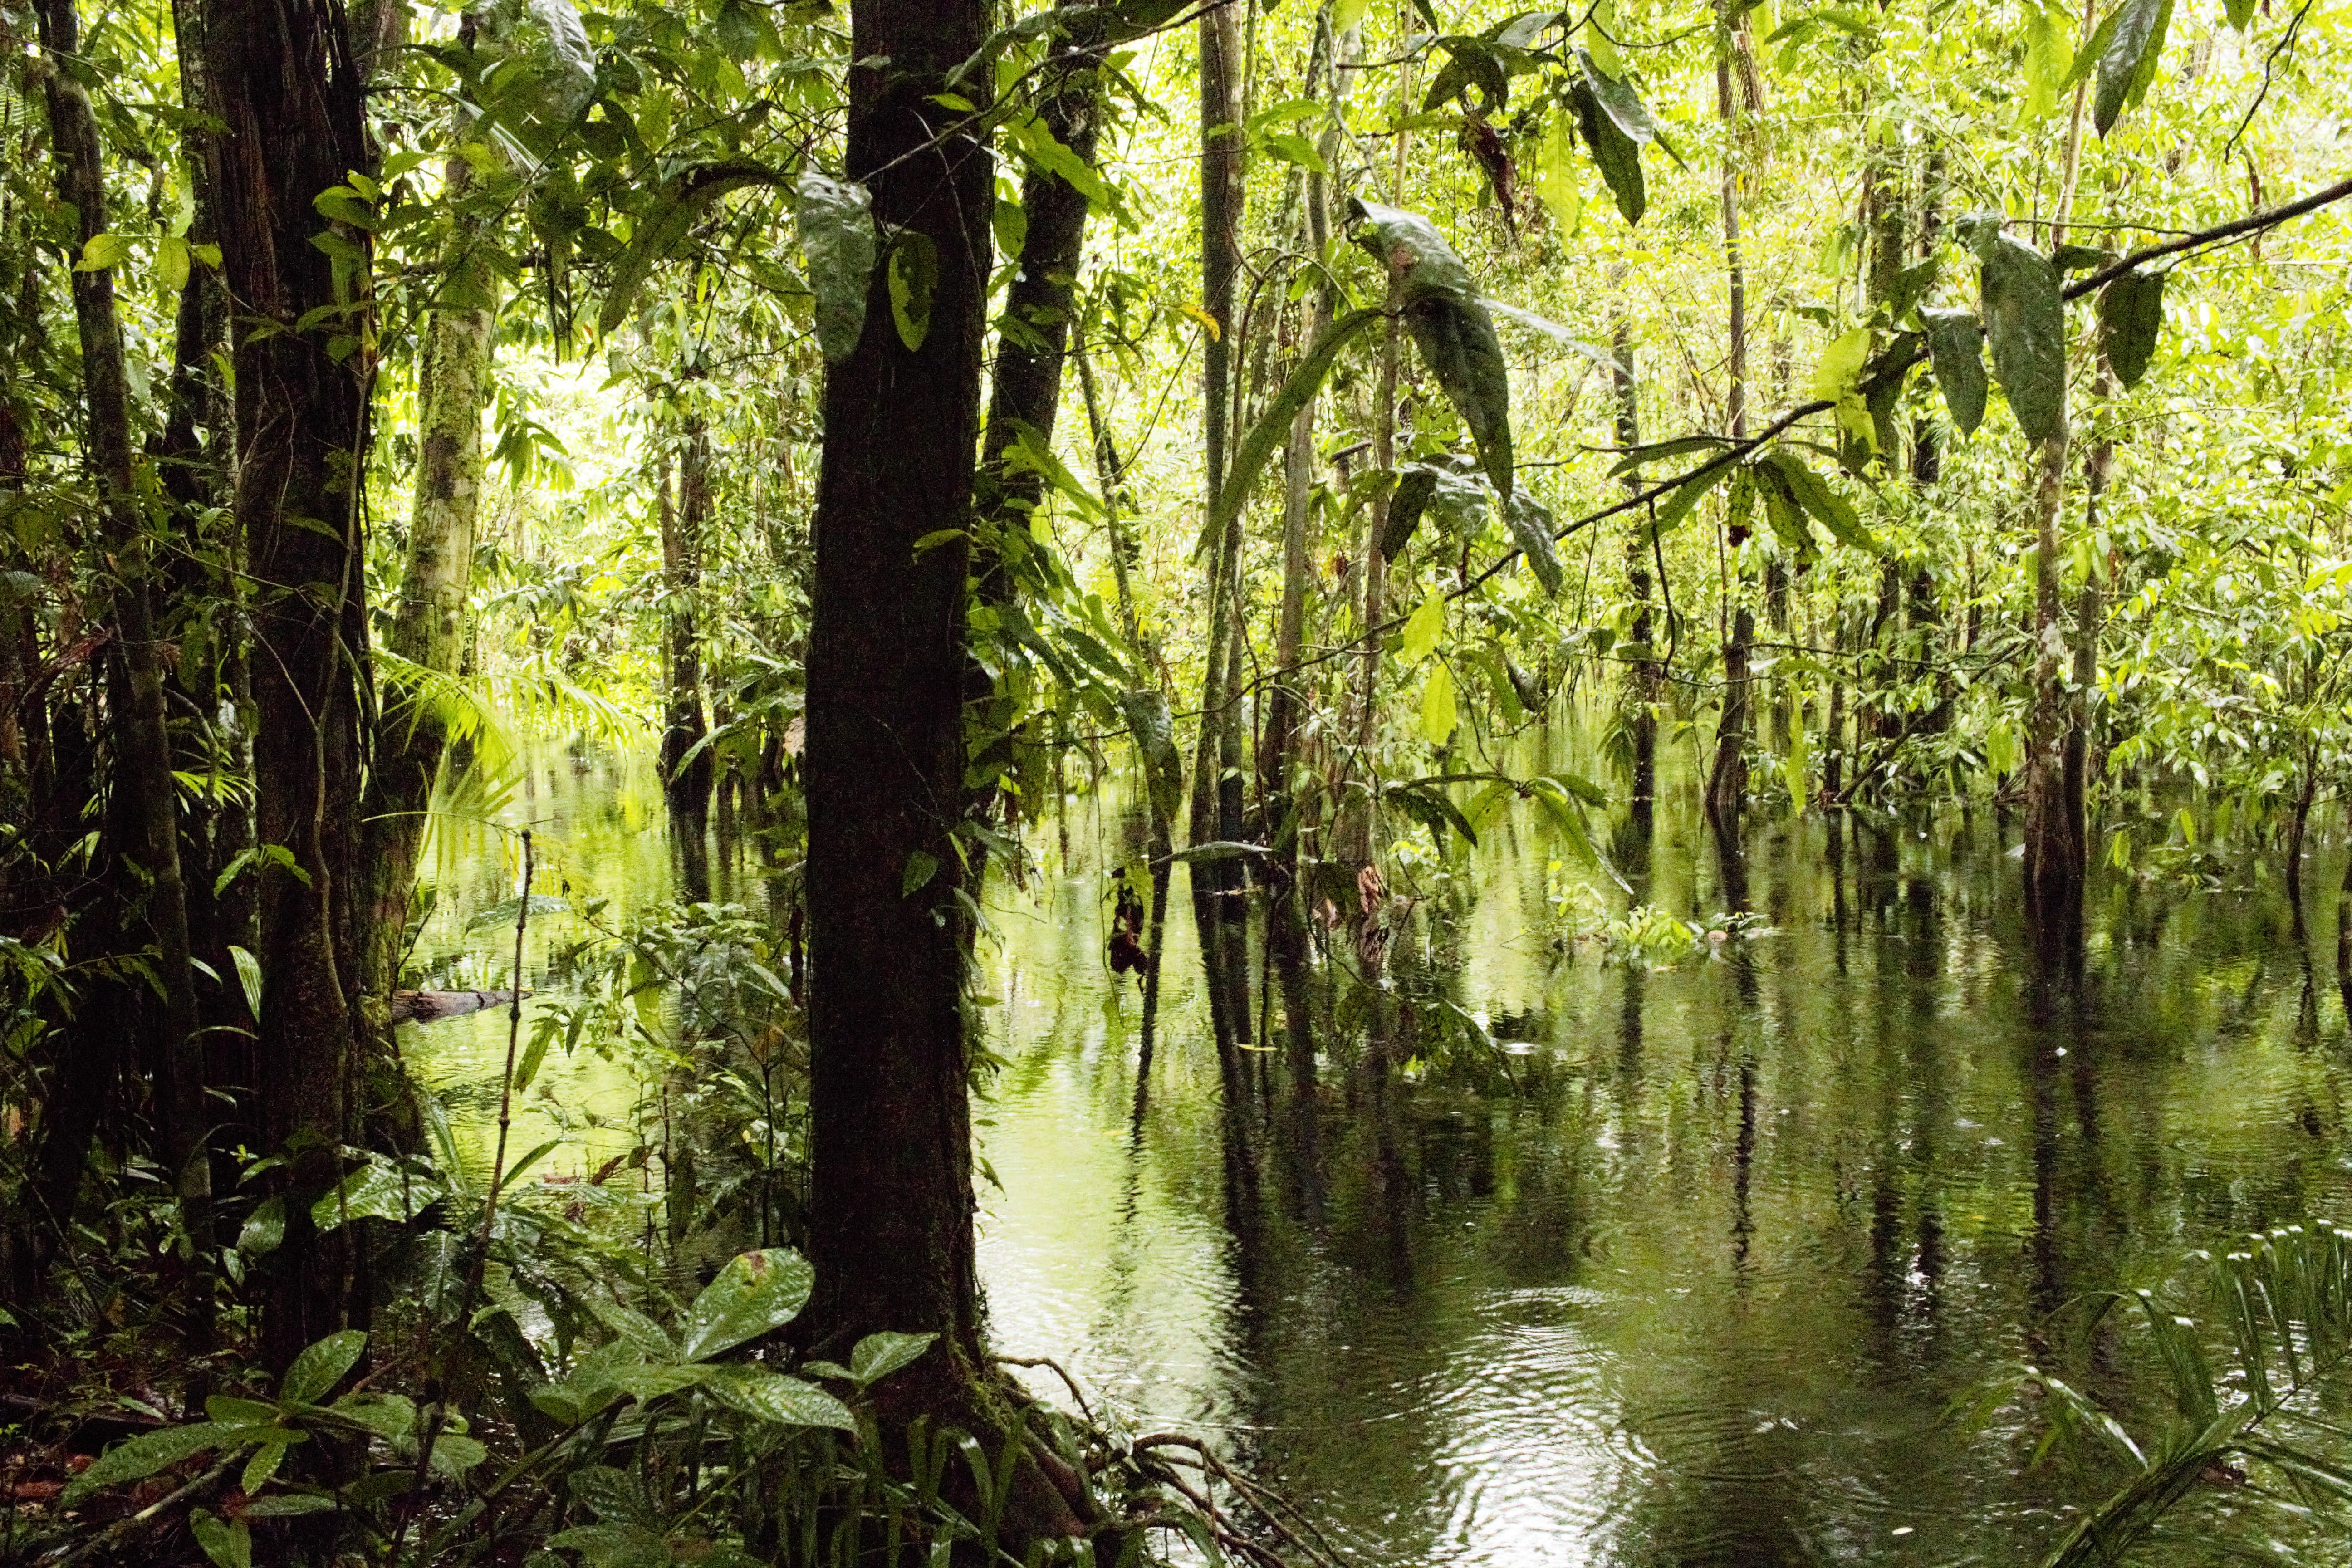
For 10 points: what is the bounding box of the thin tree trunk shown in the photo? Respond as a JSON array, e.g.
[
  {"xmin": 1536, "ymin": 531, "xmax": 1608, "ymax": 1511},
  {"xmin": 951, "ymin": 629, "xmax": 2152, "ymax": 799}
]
[
  {"xmin": 203, "ymin": 0, "xmax": 375, "ymax": 1378},
  {"xmin": 360, "ymin": 149, "xmax": 498, "ymax": 1020},
  {"xmin": 34, "ymin": 0, "xmax": 208, "ymax": 1342},
  {"xmin": 1187, "ymin": 0, "xmax": 1245, "ymax": 1057},
  {"xmin": 1703, "ymin": 0, "xmax": 1752, "ymax": 828},
  {"xmin": 1612, "ymin": 304, "xmax": 1656, "ymax": 844},
  {"xmin": 662, "ymin": 424, "xmax": 713, "ymax": 818}
]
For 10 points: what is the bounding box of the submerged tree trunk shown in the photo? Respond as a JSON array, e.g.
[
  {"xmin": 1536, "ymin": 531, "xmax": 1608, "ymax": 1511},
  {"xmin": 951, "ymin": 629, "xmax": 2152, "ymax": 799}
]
[
  {"xmin": 1186, "ymin": 0, "xmax": 1246, "ymax": 1057},
  {"xmin": 1703, "ymin": 0, "xmax": 1752, "ymax": 830},
  {"xmin": 360, "ymin": 150, "xmax": 498, "ymax": 1018},
  {"xmin": 33, "ymin": 0, "xmax": 206, "ymax": 1321},
  {"xmin": 662, "ymin": 425, "xmax": 714, "ymax": 817},
  {"xmin": 1612, "ymin": 306, "xmax": 1657, "ymax": 850},
  {"xmin": 203, "ymin": 0, "xmax": 375, "ymax": 1377}
]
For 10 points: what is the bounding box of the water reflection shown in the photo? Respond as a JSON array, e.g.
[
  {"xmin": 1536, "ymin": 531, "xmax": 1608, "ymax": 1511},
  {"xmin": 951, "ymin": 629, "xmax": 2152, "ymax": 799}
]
[
  {"xmin": 975, "ymin": 784, "xmax": 2352, "ymax": 1566},
  {"xmin": 402, "ymin": 740, "xmax": 2352, "ymax": 1566}
]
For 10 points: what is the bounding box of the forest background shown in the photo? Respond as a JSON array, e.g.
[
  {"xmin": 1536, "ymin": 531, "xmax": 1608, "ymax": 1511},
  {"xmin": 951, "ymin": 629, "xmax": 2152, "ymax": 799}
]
[{"xmin": 0, "ymin": 0, "xmax": 2350, "ymax": 1553}]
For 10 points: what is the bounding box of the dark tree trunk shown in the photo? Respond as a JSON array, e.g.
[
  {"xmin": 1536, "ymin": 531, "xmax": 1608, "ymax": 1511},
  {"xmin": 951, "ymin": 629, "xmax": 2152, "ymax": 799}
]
[
  {"xmin": 967, "ymin": 45, "xmax": 1098, "ymax": 858},
  {"xmin": 34, "ymin": 0, "xmax": 208, "ymax": 1326},
  {"xmin": 1703, "ymin": 0, "xmax": 1751, "ymax": 832},
  {"xmin": 201, "ymin": 0, "xmax": 374, "ymax": 1377},
  {"xmin": 662, "ymin": 429, "xmax": 714, "ymax": 818},
  {"xmin": 803, "ymin": 0, "xmax": 993, "ymax": 1372},
  {"xmin": 1186, "ymin": 0, "xmax": 1248, "ymax": 1059},
  {"xmin": 1612, "ymin": 309, "xmax": 1657, "ymax": 848}
]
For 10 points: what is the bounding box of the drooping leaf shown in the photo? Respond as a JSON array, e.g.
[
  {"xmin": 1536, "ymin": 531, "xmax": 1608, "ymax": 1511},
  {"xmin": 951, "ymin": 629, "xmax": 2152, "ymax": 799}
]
[
  {"xmin": 1420, "ymin": 662, "xmax": 1459, "ymax": 745},
  {"xmin": 1401, "ymin": 590, "xmax": 1447, "ymax": 662},
  {"xmin": 887, "ymin": 231, "xmax": 938, "ymax": 351},
  {"xmin": 1423, "ymin": 38, "xmax": 1507, "ymax": 112},
  {"xmin": 1503, "ymin": 489, "xmax": 1563, "ymax": 595},
  {"xmin": 1205, "ymin": 308, "xmax": 1385, "ymax": 553},
  {"xmin": 598, "ymin": 161, "xmax": 780, "ymax": 337},
  {"xmin": 1750, "ymin": 461, "xmax": 1814, "ymax": 556},
  {"xmin": 1920, "ymin": 307, "xmax": 1987, "ymax": 435},
  {"xmin": 793, "ymin": 171, "xmax": 878, "ymax": 364},
  {"xmin": 1649, "ymin": 460, "xmax": 1733, "ymax": 537},
  {"xmin": 1533, "ymin": 111, "xmax": 1583, "ymax": 235},
  {"xmin": 1119, "ymin": 689, "xmax": 1186, "ymax": 838},
  {"xmin": 2096, "ymin": 268, "xmax": 2165, "ymax": 389},
  {"xmin": 228, "ymin": 944, "xmax": 262, "ymax": 1020},
  {"xmin": 1967, "ymin": 221, "xmax": 2066, "ymax": 442},
  {"xmin": 238, "ymin": 1195, "xmax": 285, "ymax": 1256},
  {"xmin": 1609, "ymin": 434, "xmax": 1733, "ymax": 477},
  {"xmin": 2093, "ymin": 0, "xmax": 2173, "ymax": 136},
  {"xmin": 1348, "ymin": 202, "xmax": 1514, "ymax": 494},
  {"xmin": 1381, "ymin": 469, "xmax": 1434, "ymax": 561},
  {"xmin": 1757, "ymin": 451, "xmax": 1875, "ymax": 552},
  {"xmin": 189, "ymin": 1507, "xmax": 252, "ymax": 1568},
  {"xmin": 1574, "ymin": 48, "xmax": 1668, "ymax": 154},
  {"xmin": 282, "ymin": 1329, "xmax": 368, "ymax": 1404},
  {"xmin": 1568, "ymin": 80, "xmax": 1645, "ymax": 224}
]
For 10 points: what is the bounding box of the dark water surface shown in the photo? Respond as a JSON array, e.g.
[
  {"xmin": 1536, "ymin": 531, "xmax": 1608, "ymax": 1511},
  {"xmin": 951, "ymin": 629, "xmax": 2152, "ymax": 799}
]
[{"xmin": 410, "ymin": 740, "xmax": 2352, "ymax": 1566}]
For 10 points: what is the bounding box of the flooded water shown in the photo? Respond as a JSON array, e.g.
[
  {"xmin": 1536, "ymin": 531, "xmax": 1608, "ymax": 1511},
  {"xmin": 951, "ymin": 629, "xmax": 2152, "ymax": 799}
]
[{"xmin": 408, "ymin": 734, "xmax": 2352, "ymax": 1566}]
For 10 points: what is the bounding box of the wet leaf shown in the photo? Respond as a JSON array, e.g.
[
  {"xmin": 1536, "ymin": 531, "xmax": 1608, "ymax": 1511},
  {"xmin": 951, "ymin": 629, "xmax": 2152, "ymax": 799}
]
[
  {"xmin": 1402, "ymin": 590, "xmax": 1446, "ymax": 662},
  {"xmin": 1920, "ymin": 307, "xmax": 1987, "ymax": 435},
  {"xmin": 1757, "ymin": 451, "xmax": 1874, "ymax": 553},
  {"xmin": 1569, "ymin": 79, "xmax": 1645, "ymax": 225},
  {"xmin": 702, "ymin": 1367, "xmax": 858, "ymax": 1429},
  {"xmin": 2097, "ymin": 268, "xmax": 2165, "ymax": 389},
  {"xmin": 849, "ymin": 1330, "xmax": 936, "ymax": 1387},
  {"xmin": 678, "ymin": 1247, "xmax": 815, "ymax": 1362},
  {"xmin": 1381, "ymin": 468, "xmax": 1435, "ymax": 561},
  {"xmin": 2094, "ymin": 0, "xmax": 2173, "ymax": 136},
  {"xmin": 1503, "ymin": 489, "xmax": 1563, "ymax": 595},
  {"xmin": 283, "ymin": 1330, "xmax": 367, "ymax": 1404},
  {"xmin": 887, "ymin": 231, "xmax": 938, "ymax": 351},
  {"xmin": 794, "ymin": 172, "xmax": 877, "ymax": 364},
  {"xmin": 1969, "ymin": 223, "xmax": 2066, "ymax": 443},
  {"xmin": 1348, "ymin": 202, "xmax": 1514, "ymax": 494}
]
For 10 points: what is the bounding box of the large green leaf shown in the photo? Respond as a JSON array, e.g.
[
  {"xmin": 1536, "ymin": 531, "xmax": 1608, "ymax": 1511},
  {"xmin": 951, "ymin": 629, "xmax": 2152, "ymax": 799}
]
[
  {"xmin": 2096, "ymin": 268, "xmax": 2165, "ymax": 389},
  {"xmin": 311, "ymin": 1159, "xmax": 423, "ymax": 1233},
  {"xmin": 2093, "ymin": 0, "xmax": 2174, "ymax": 136},
  {"xmin": 677, "ymin": 1247, "xmax": 814, "ymax": 1362},
  {"xmin": 1503, "ymin": 489, "xmax": 1563, "ymax": 595},
  {"xmin": 848, "ymin": 1330, "xmax": 936, "ymax": 1387},
  {"xmin": 1757, "ymin": 451, "xmax": 1875, "ymax": 552},
  {"xmin": 1920, "ymin": 307, "xmax": 1987, "ymax": 435},
  {"xmin": 282, "ymin": 1329, "xmax": 368, "ymax": 1404},
  {"xmin": 1119, "ymin": 689, "xmax": 1186, "ymax": 838},
  {"xmin": 1381, "ymin": 468, "xmax": 1434, "ymax": 562},
  {"xmin": 793, "ymin": 172, "xmax": 878, "ymax": 365},
  {"xmin": 1969, "ymin": 223, "xmax": 2067, "ymax": 443},
  {"xmin": 1569, "ymin": 80, "xmax": 1645, "ymax": 225},
  {"xmin": 1349, "ymin": 203, "xmax": 1515, "ymax": 496},
  {"xmin": 65, "ymin": 1421, "xmax": 264, "ymax": 1502},
  {"xmin": 1574, "ymin": 48, "xmax": 1668, "ymax": 154},
  {"xmin": 1206, "ymin": 308, "xmax": 1385, "ymax": 553},
  {"xmin": 701, "ymin": 1367, "xmax": 858, "ymax": 1430},
  {"xmin": 597, "ymin": 161, "xmax": 781, "ymax": 337},
  {"xmin": 1649, "ymin": 460, "xmax": 1733, "ymax": 538}
]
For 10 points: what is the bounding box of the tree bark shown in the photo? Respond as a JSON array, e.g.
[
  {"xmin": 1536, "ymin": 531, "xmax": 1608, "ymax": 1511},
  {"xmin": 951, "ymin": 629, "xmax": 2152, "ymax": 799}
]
[
  {"xmin": 201, "ymin": 0, "xmax": 375, "ymax": 1377},
  {"xmin": 1186, "ymin": 0, "xmax": 1246, "ymax": 1057},
  {"xmin": 803, "ymin": 0, "xmax": 993, "ymax": 1373},
  {"xmin": 34, "ymin": 0, "xmax": 208, "ymax": 1334},
  {"xmin": 1612, "ymin": 305, "xmax": 1657, "ymax": 845},
  {"xmin": 360, "ymin": 149, "xmax": 498, "ymax": 1018},
  {"xmin": 662, "ymin": 424, "xmax": 714, "ymax": 817},
  {"xmin": 1703, "ymin": 0, "xmax": 1752, "ymax": 829}
]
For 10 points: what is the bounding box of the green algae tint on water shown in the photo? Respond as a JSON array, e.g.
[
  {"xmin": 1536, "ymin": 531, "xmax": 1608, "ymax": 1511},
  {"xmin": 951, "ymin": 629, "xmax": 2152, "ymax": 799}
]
[{"xmin": 410, "ymin": 740, "xmax": 2352, "ymax": 1567}]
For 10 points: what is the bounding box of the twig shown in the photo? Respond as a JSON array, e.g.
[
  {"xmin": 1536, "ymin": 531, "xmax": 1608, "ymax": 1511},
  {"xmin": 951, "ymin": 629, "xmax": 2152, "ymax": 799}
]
[{"xmin": 988, "ymin": 1354, "xmax": 1100, "ymax": 1427}]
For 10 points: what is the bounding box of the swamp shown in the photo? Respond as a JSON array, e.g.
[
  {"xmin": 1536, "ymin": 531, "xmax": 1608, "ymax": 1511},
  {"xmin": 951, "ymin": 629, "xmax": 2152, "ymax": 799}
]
[{"xmin": 0, "ymin": 0, "xmax": 2350, "ymax": 1558}]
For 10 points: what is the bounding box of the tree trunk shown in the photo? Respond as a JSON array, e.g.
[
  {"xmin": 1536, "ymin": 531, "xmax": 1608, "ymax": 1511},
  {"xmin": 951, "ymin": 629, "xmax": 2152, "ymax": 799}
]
[
  {"xmin": 1186, "ymin": 0, "xmax": 1245, "ymax": 1057},
  {"xmin": 803, "ymin": 0, "xmax": 993, "ymax": 1375},
  {"xmin": 1612, "ymin": 305, "xmax": 1657, "ymax": 845},
  {"xmin": 968, "ymin": 45, "xmax": 1098, "ymax": 866},
  {"xmin": 360, "ymin": 150, "xmax": 498, "ymax": 1019},
  {"xmin": 1703, "ymin": 0, "xmax": 1751, "ymax": 829},
  {"xmin": 662, "ymin": 426, "xmax": 713, "ymax": 817},
  {"xmin": 34, "ymin": 0, "xmax": 208, "ymax": 1336},
  {"xmin": 201, "ymin": 0, "xmax": 374, "ymax": 1377}
]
